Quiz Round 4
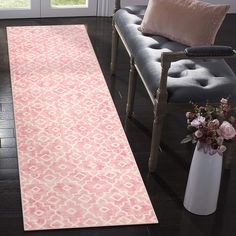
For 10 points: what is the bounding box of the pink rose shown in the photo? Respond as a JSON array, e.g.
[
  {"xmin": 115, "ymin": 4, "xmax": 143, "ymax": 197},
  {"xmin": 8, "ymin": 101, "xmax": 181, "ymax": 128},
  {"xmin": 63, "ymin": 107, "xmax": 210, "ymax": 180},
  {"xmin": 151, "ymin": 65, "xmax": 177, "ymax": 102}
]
[
  {"xmin": 218, "ymin": 121, "xmax": 236, "ymax": 140},
  {"xmin": 212, "ymin": 119, "xmax": 220, "ymax": 127},
  {"xmin": 218, "ymin": 145, "xmax": 227, "ymax": 153},
  {"xmin": 186, "ymin": 112, "xmax": 194, "ymax": 119},
  {"xmin": 194, "ymin": 130, "xmax": 203, "ymax": 138},
  {"xmin": 208, "ymin": 119, "xmax": 220, "ymax": 129}
]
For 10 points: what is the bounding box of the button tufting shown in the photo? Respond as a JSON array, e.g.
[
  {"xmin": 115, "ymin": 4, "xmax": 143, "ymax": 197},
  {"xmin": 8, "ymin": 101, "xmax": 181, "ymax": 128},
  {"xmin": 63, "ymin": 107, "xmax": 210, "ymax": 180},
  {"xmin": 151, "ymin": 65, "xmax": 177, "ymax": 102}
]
[
  {"xmin": 196, "ymin": 79, "xmax": 208, "ymax": 87},
  {"xmin": 149, "ymin": 44, "xmax": 161, "ymax": 49},
  {"xmin": 134, "ymin": 21, "xmax": 142, "ymax": 25},
  {"xmin": 212, "ymin": 73, "xmax": 221, "ymax": 77},
  {"xmin": 168, "ymin": 73, "xmax": 181, "ymax": 78},
  {"xmin": 186, "ymin": 64, "xmax": 196, "ymax": 70}
]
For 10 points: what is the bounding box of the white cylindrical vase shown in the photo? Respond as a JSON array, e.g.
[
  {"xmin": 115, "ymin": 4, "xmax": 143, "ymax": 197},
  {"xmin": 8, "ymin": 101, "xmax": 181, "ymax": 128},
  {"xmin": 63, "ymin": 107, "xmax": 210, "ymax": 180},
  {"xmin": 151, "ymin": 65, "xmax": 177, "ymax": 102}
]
[{"xmin": 183, "ymin": 142, "xmax": 223, "ymax": 215}]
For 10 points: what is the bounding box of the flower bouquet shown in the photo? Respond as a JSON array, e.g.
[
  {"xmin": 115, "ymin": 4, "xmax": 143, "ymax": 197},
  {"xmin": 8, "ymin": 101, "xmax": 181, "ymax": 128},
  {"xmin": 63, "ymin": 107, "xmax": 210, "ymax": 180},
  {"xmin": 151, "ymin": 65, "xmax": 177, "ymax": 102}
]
[
  {"xmin": 183, "ymin": 98, "xmax": 236, "ymax": 215},
  {"xmin": 181, "ymin": 98, "xmax": 236, "ymax": 155}
]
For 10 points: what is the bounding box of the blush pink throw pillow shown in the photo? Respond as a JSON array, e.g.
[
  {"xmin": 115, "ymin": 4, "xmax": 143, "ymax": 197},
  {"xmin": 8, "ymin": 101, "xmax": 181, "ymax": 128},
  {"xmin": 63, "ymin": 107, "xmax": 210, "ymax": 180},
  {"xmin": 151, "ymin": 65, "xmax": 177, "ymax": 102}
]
[{"xmin": 139, "ymin": 0, "xmax": 230, "ymax": 46}]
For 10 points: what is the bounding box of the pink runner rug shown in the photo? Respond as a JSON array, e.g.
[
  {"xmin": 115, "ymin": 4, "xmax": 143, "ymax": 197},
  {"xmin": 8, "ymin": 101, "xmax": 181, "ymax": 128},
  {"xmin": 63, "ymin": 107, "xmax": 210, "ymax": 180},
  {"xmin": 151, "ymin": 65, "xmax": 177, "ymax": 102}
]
[{"xmin": 7, "ymin": 25, "xmax": 158, "ymax": 231}]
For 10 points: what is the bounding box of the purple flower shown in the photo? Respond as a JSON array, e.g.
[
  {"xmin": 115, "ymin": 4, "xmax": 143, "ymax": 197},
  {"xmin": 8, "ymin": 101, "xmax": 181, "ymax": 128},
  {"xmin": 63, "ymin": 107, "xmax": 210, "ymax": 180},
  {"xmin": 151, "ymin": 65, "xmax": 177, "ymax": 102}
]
[{"xmin": 190, "ymin": 116, "xmax": 205, "ymax": 128}]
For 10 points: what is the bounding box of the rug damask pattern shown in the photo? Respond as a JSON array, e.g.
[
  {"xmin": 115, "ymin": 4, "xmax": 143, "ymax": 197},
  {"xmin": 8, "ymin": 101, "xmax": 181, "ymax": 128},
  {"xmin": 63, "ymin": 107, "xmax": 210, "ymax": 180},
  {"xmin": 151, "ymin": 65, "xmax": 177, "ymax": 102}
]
[{"xmin": 7, "ymin": 25, "xmax": 158, "ymax": 231}]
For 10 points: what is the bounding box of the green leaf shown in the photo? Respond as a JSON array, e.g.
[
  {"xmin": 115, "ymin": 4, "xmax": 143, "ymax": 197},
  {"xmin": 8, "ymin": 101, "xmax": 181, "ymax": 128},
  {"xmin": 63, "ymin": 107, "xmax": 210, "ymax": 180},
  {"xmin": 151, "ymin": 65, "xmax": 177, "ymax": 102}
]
[
  {"xmin": 192, "ymin": 139, "xmax": 197, "ymax": 144},
  {"xmin": 181, "ymin": 135, "xmax": 193, "ymax": 144}
]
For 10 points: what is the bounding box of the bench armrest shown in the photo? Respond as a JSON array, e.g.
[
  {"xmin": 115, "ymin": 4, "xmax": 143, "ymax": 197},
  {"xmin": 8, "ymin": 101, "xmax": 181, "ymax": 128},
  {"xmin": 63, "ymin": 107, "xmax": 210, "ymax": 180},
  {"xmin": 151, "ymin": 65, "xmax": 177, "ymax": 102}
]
[
  {"xmin": 185, "ymin": 46, "xmax": 235, "ymax": 57},
  {"xmin": 161, "ymin": 45, "xmax": 236, "ymax": 65},
  {"xmin": 158, "ymin": 46, "xmax": 236, "ymax": 99}
]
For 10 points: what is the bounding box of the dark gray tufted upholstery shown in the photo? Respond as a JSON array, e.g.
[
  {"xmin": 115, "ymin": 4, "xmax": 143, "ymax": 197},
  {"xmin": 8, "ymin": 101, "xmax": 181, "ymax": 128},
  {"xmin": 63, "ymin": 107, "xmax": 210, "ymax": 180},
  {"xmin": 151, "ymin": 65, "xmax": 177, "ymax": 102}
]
[{"xmin": 114, "ymin": 6, "xmax": 236, "ymax": 103}]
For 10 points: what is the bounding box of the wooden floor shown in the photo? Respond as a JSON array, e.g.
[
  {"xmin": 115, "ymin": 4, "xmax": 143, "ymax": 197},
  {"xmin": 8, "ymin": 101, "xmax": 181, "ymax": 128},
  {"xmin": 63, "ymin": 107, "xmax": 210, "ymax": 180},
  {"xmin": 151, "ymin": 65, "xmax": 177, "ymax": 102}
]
[{"xmin": 0, "ymin": 15, "xmax": 236, "ymax": 236}]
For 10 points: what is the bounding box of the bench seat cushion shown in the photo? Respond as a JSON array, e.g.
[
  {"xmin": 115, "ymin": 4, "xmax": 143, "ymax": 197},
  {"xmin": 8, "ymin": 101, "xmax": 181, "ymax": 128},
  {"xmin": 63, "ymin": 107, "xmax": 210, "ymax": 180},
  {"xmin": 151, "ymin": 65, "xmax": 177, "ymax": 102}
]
[{"xmin": 114, "ymin": 6, "xmax": 236, "ymax": 103}]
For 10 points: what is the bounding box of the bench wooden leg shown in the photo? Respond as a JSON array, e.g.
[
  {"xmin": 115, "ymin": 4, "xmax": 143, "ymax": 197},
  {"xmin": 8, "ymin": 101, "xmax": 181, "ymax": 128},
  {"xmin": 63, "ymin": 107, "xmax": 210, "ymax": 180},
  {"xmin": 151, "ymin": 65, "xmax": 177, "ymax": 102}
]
[
  {"xmin": 148, "ymin": 100, "xmax": 166, "ymax": 172},
  {"xmin": 126, "ymin": 58, "xmax": 137, "ymax": 118},
  {"xmin": 148, "ymin": 59, "xmax": 170, "ymax": 172},
  {"xmin": 110, "ymin": 21, "xmax": 119, "ymax": 75}
]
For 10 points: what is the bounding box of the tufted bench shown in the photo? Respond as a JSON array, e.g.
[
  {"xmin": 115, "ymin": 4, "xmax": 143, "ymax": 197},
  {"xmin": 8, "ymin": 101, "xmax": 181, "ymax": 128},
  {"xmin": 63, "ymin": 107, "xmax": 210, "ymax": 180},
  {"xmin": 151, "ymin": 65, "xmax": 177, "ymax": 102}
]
[{"xmin": 110, "ymin": 1, "xmax": 236, "ymax": 172}]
